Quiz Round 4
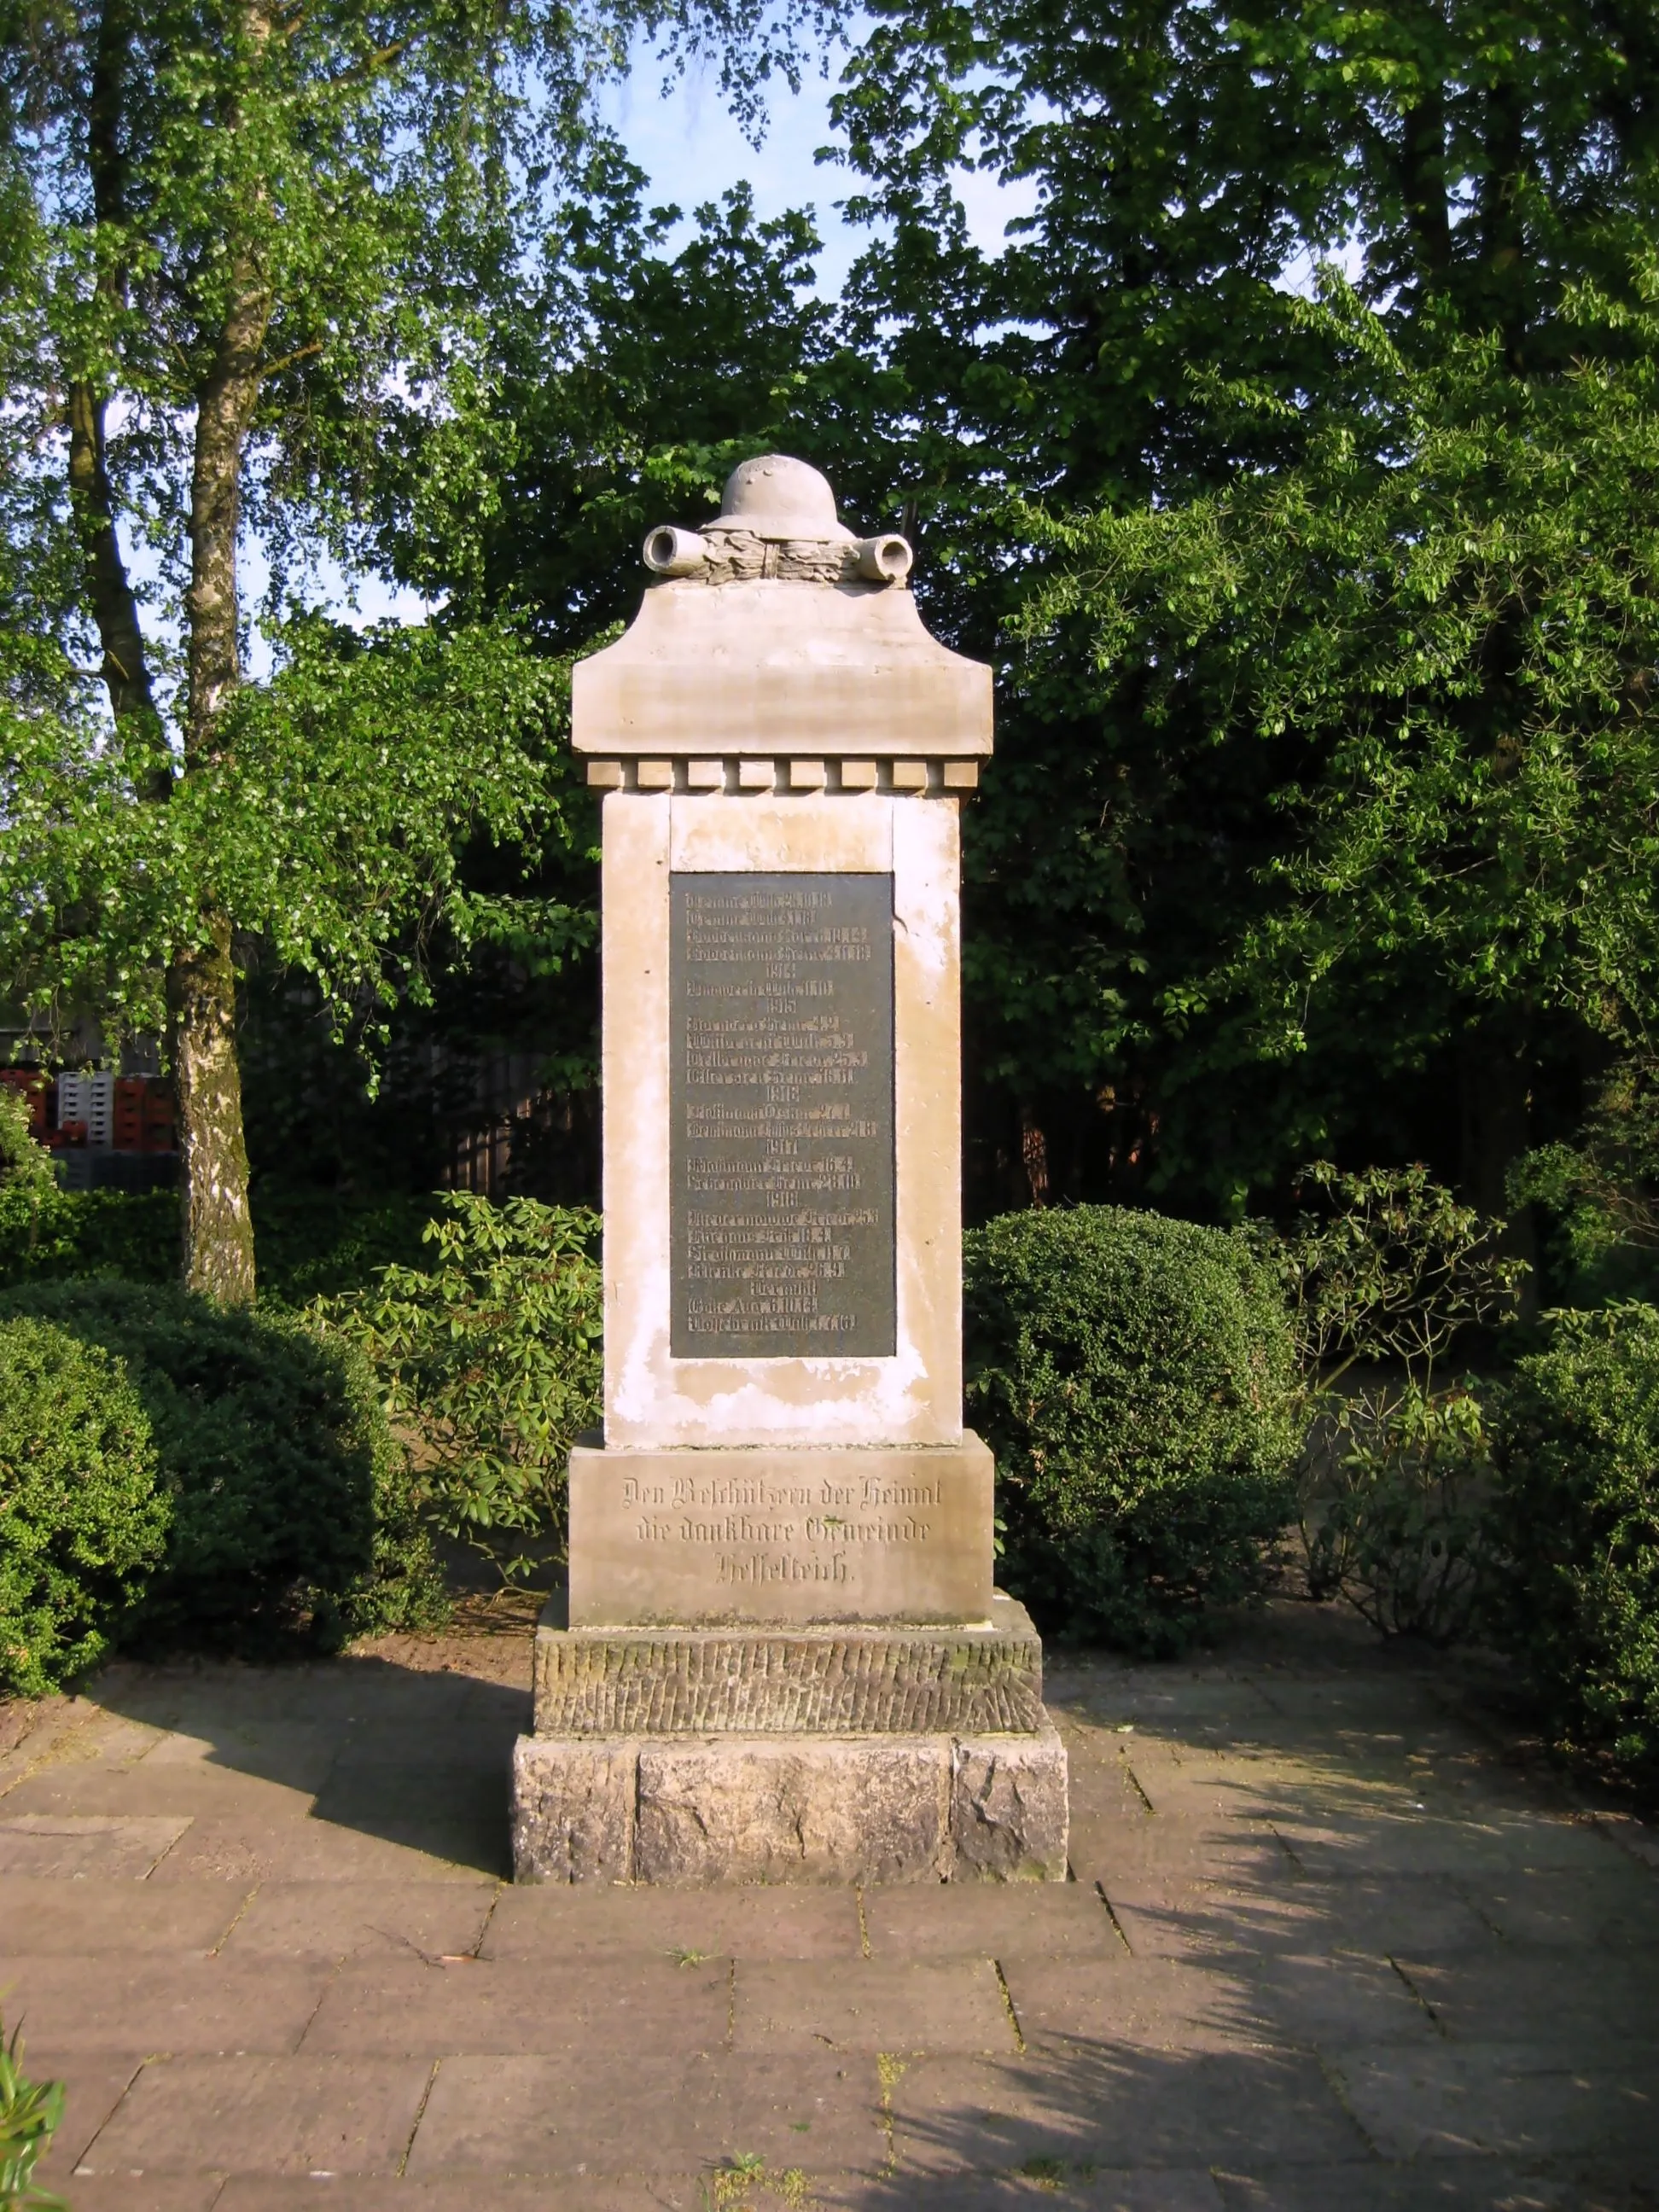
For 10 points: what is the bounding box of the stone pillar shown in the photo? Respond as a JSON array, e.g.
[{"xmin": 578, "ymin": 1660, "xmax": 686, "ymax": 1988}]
[{"xmin": 511, "ymin": 456, "xmax": 1068, "ymax": 1884}]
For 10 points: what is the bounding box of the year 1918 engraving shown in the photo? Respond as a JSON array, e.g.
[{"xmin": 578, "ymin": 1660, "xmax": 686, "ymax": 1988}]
[{"xmin": 670, "ymin": 870, "xmax": 896, "ymax": 1358}]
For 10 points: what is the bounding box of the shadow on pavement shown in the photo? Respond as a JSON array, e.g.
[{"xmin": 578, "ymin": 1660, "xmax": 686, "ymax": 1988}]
[{"xmin": 91, "ymin": 1646, "xmax": 532, "ymax": 1877}]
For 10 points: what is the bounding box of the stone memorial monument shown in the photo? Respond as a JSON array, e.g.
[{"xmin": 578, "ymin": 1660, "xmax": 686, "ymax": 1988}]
[{"xmin": 511, "ymin": 456, "xmax": 1068, "ymax": 1884}]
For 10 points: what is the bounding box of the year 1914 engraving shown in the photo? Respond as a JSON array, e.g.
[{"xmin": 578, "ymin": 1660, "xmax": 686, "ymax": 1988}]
[{"xmin": 670, "ymin": 870, "xmax": 896, "ymax": 1358}]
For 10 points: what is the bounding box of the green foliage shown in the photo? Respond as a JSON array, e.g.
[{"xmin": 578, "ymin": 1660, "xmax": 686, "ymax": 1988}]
[
  {"xmin": 1307, "ymin": 1382, "xmax": 1496, "ymax": 1647},
  {"xmin": 1511, "ymin": 1055, "xmax": 1659, "ymax": 1304},
  {"xmin": 0, "ymin": 1181, "xmax": 177, "ymax": 1290},
  {"xmin": 0, "ymin": 1315, "xmax": 167, "ymax": 1697},
  {"xmin": 406, "ymin": 156, "xmax": 839, "ymax": 649},
  {"xmin": 0, "ymin": 1175, "xmax": 445, "ymax": 1303},
  {"xmin": 0, "ymin": 1090, "xmax": 53, "ymax": 1202},
  {"xmin": 1, "ymin": 615, "xmax": 588, "ymax": 1058},
  {"xmin": 963, "ymin": 1205, "xmax": 1301, "ymax": 1654},
  {"xmin": 1265, "ymin": 1163, "xmax": 1518, "ymax": 1642},
  {"xmin": 1026, "ymin": 276, "xmax": 1659, "ymax": 1090},
  {"xmin": 0, "ymin": 2013, "xmax": 66, "ymax": 2212},
  {"xmin": 251, "ymin": 1185, "xmax": 446, "ymax": 1307},
  {"xmin": 805, "ymin": 0, "xmax": 1659, "ymax": 1209},
  {"xmin": 1272, "ymin": 1164, "xmax": 1526, "ymax": 1388},
  {"xmin": 0, "ymin": 1280, "xmax": 444, "ymax": 1650},
  {"xmin": 321, "ymin": 1194, "xmax": 602, "ymax": 1580},
  {"xmin": 0, "ymin": 0, "xmax": 830, "ymax": 1290},
  {"xmin": 1487, "ymin": 1305, "xmax": 1659, "ymax": 1789}
]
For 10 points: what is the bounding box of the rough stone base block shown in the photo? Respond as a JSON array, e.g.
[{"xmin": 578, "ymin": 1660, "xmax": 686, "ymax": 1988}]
[
  {"xmin": 511, "ymin": 1723, "xmax": 1068, "ymax": 1887},
  {"xmin": 532, "ymin": 1591, "xmax": 1045, "ymax": 1736}
]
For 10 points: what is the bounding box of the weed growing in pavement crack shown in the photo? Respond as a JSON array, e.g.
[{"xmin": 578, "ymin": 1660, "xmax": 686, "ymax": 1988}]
[{"xmin": 702, "ymin": 2151, "xmax": 815, "ymax": 2209}]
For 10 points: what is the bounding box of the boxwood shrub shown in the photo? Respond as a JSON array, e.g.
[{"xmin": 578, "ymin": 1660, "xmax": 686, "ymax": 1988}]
[
  {"xmin": 965, "ymin": 1205, "xmax": 1301, "ymax": 1654},
  {"xmin": 1487, "ymin": 1305, "xmax": 1659, "ymax": 1789},
  {"xmin": 0, "ymin": 1280, "xmax": 445, "ymax": 1653},
  {"xmin": 0, "ymin": 1314, "xmax": 168, "ymax": 1695}
]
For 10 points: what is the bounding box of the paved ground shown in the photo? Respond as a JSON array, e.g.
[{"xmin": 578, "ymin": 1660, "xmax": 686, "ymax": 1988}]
[{"xmin": 1, "ymin": 1602, "xmax": 1656, "ymax": 2211}]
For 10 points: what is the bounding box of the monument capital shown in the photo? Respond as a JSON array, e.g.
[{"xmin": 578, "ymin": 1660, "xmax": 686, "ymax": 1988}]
[{"xmin": 573, "ymin": 453, "xmax": 992, "ymax": 778}]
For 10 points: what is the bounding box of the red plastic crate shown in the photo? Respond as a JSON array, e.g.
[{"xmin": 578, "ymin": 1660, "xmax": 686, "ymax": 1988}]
[{"xmin": 114, "ymin": 1076, "xmax": 148, "ymax": 1149}]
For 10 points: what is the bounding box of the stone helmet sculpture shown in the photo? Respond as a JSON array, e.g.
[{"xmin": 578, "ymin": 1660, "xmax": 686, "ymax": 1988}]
[{"xmin": 642, "ymin": 454, "xmax": 913, "ymax": 586}]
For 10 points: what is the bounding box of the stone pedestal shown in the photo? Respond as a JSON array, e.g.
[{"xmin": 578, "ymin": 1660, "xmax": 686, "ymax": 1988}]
[
  {"xmin": 509, "ymin": 455, "xmax": 1068, "ymax": 1884},
  {"xmin": 514, "ymin": 1592, "xmax": 1068, "ymax": 1884}
]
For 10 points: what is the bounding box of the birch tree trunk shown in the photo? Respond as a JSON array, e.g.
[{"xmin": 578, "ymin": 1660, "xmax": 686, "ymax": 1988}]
[{"xmin": 172, "ymin": 244, "xmax": 270, "ymax": 1303}]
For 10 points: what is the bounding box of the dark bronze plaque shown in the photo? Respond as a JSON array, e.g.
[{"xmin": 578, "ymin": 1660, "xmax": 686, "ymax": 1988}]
[{"xmin": 671, "ymin": 871, "xmax": 896, "ymax": 1359}]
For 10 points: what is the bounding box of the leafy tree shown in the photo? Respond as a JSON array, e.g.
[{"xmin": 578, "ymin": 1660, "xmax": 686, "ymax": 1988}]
[
  {"xmin": 1023, "ymin": 273, "xmax": 1659, "ymax": 1243},
  {"xmin": 373, "ymin": 148, "xmax": 841, "ymax": 649},
  {"xmin": 813, "ymin": 0, "xmax": 1659, "ymax": 1212},
  {"xmin": 0, "ymin": 0, "xmax": 832, "ymax": 1301}
]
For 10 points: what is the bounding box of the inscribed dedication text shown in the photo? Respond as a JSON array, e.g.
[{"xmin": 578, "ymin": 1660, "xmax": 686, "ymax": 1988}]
[{"xmin": 670, "ymin": 870, "xmax": 896, "ymax": 1359}]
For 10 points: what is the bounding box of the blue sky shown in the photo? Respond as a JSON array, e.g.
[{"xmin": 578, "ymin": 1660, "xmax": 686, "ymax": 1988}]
[{"xmin": 598, "ymin": 37, "xmax": 1038, "ymax": 294}]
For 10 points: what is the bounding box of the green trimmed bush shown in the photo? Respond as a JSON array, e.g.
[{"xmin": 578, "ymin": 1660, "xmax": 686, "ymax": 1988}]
[
  {"xmin": 1487, "ymin": 1305, "xmax": 1659, "ymax": 1789},
  {"xmin": 964, "ymin": 1205, "xmax": 1301, "ymax": 1654},
  {"xmin": 0, "ymin": 1314, "xmax": 168, "ymax": 1695},
  {"xmin": 0, "ymin": 1280, "xmax": 445, "ymax": 1652}
]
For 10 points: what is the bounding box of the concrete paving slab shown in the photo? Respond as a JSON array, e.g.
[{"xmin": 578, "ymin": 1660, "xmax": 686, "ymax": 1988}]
[
  {"xmin": 137, "ymin": 1722, "xmax": 344, "ymax": 1793},
  {"xmin": 1069, "ymin": 1823, "xmax": 1297, "ymax": 1889},
  {"xmin": 77, "ymin": 2053, "xmax": 434, "ymax": 2176},
  {"xmin": 885, "ymin": 2040, "xmax": 1368, "ymax": 2171},
  {"xmin": 144, "ymin": 1814, "xmax": 496, "ymax": 1884},
  {"xmin": 406, "ymin": 2048, "xmax": 886, "ymax": 2174},
  {"xmin": 861, "ymin": 1882, "xmax": 1127, "ymax": 1962},
  {"xmin": 0, "ymin": 1813, "xmax": 192, "ymax": 1876},
  {"xmin": 480, "ymin": 1879, "xmax": 864, "ymax": 1962},
  {"xmin": 1465, "ymin": 1865, "xmax": 1659, "ymax": 1949},
  {"xmin": 327, "ymin": 1727, "xmax": 519, "ymax": 1774},
  {"xmin": 732, "ymin": 1957, "xmax": 1016, "ymax": 2055},
  {"xmin": 1101, "ymin": 1873, "xmax": 1503, "ymax": 1965},
  {"xmin": 1, "ymin": 1761, "xmax": 320, "ymax": 1821},
  {"xmin": 1388, "ymin": 1955, "xmax": 1659, "ymax": 2042},
  {"xmin": 302, "ymin": 1952, "xmax": 731, "ymax": 2057},
  {"xmin": 1328, "ymin": 2040, "xmax": 1659, "ymax": 2162},
  {"xmin": 818, "ymin": 2174, "xmax": 1231, "ymax": 2209},
  {"xmin": 0, "ymin": 1874, "xmax": 247, "ymax": 1951},
  {"xmin": 999, "ymin": 1952, "xmax": 1438, "ymax": 2053},
  {"xmin": 22, "ymin": 2053, "xmax": 143, "ymax": 2180},
  {"xmin": 1212, "ymin": 2161, "xmax": 1621, "ymax": 2209},
  {"xmin": 1278, "ymin": 1809, "xmax": 1615, "ymax": 1882},
  {"xmin": 220, "ymin": 1880, "xmax": 499, "ymax": 1965},
  {"xmin": 0, "ymin": 1954, "xmax": 329, "ymax": 2054},
  {"xmin": 845, "ymin": 2176, "xmax": 1238, "ymax": 2212},
  {"xmin": 47, "ymin": 2176, "xmax": 224, "ymax": 2211},
  {"xmin": 3, "ymin": 1600, "xmax": 1656, "ymax": 2203},
  {"xmin": 215, "ymin": 2180, "xmax": 702, "ymax": 2209}
]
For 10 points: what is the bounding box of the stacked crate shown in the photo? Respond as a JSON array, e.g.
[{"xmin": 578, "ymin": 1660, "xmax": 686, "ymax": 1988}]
[
  {"xmin": 47, "ymin": 1070, "xmax": 178, "ymax": 1186},
  {"xmin": 56, "ymin": 1070, "xmax": 116, "ymax": 1149}
]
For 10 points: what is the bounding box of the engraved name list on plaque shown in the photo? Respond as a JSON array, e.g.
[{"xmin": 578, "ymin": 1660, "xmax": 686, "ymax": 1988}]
[{"xmin": 670, "ymin": 870, "xmax": 896, "ymax": 1360}]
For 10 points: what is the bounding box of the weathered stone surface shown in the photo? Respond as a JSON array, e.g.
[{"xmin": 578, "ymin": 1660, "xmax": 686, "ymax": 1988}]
[
  {"xmin": 951, "ymin": 1723, "xmax": 1070, "ymax": 1883},
  {"xmin": 533, "ymin": 1592, "xmax": 1044, "ymax": 1736},
  {"xmin": 510, "ymin": 1738, "xmax": 636, "ymax": 1885},
  {"xmin": 572, "ymin": 575, "xmax": 992, "ymax": 761},
  {"xmin": 635, "ymin": 1736, "xmax": 950, "ymax": 1887},
  {"xmin": 598, "ymin": 794, "xmax": 969, "ymax": 1455},
  {"xmin": 568, "ymin": 1437, "xmax": 995, "ymax": 1627},
  {"xmin": 510, "ymin": 1721, "xmax": 1069, "ymax": 1887}
]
